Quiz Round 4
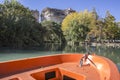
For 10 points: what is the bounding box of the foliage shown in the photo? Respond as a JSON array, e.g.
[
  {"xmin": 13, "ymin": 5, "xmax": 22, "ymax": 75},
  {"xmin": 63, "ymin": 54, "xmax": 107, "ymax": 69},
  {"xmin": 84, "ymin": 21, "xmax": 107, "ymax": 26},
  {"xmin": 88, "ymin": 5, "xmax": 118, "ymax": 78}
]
[
  {"xmin": 0, "ymin": 0, "xmax": 120, "ymax": 49},
  {"xmin": 62, "ymin": 9, "xmax": 120, "ymax": 43},
  {"xmin": 41, "ymin": 21, "xmax": 65, "ymax": 43},
  {"xmin": 92, "ymin": 19, "xmax": 105, "ymax": 42},
  {"xmin": 0, "ymin": 0, "xmax": 43, "ymax": 48},
  {"xmin": 104, "ymin": 11, "xmax": 118, "ymax": 40},
  {"xmin": 62, "ymin": 10, "xmax": 95, "ymax": 42}
]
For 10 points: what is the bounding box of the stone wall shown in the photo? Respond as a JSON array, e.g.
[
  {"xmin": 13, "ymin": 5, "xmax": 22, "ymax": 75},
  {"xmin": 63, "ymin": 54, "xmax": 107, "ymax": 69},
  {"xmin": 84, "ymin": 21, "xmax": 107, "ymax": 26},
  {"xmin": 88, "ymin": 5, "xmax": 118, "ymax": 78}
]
[{"xmin": 41, "ymin": 7, "xmax": 76, "ymax": 23}]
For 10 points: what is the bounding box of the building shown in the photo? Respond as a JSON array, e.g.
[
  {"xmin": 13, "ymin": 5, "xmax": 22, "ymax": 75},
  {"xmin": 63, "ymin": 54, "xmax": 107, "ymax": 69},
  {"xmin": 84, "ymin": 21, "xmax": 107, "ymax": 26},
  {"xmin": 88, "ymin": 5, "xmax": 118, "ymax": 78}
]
[{"xmin": 41, "ymin": 7, "xmax": 76, "ymax": 23}]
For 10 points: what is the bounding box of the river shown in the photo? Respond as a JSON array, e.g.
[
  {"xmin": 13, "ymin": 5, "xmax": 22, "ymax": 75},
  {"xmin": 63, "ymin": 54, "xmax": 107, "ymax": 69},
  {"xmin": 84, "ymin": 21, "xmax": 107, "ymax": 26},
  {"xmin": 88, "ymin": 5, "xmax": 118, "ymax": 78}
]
[{"xmin": 0, "ymin": 44, "xmax": 120, "ymax": 70}]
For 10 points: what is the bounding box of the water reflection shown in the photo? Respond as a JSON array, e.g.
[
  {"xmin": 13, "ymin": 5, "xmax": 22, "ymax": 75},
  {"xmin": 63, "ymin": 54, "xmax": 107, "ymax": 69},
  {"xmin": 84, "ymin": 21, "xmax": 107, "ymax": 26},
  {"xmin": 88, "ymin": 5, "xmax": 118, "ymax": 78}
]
[
  {"xmin": 42, "ymin": 43, "xmax": 120, "ymax": 67},
  {"xmin": 43, "ymin": 43, "xmax": 66, "ymax": 51},
  {"xmin": 0, "ymin": 43, "xmax": 120, "ymax": 70},
  {"xmin": 63, "ymin": 44, "xmax": 120, "ymax": 71}
]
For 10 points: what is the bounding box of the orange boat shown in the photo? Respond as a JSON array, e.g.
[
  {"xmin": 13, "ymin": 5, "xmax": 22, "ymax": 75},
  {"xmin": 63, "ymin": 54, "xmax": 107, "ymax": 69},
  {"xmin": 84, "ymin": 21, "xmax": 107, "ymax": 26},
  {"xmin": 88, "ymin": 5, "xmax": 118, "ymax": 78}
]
[{"xmin": 0, "ymin": 53, "xmax": 120, "ymax": 80}]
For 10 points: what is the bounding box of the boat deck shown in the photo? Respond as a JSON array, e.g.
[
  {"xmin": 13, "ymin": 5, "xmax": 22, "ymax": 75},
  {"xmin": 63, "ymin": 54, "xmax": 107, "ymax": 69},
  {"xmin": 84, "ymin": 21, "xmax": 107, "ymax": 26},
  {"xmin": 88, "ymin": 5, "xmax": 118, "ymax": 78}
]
[
  {"xmin": 0, "ymin": 54, "xmax": 119, "ymax": 80},
  {"xmin": 0, "ymin": 62, "xmax": 100, "ymax": 80}
]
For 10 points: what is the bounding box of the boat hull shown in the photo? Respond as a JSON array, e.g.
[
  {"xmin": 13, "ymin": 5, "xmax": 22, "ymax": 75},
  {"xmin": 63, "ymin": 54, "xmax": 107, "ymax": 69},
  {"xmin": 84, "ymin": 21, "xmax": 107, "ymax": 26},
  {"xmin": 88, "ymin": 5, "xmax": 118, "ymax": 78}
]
[{"xmin": 0, "ymin": 53, "xmax": 119, "ymax": 80}]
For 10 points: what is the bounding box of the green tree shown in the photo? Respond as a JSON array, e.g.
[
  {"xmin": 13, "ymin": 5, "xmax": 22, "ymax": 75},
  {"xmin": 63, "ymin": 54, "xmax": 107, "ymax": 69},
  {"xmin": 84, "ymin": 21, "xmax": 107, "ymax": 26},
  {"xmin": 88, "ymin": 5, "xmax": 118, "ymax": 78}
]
[
  {"xmin": 104, "ymin": 11, "xmax": 118, "ymax": 40},
  {"xmin": 91, "ymin": 8, "xmax": 98, "ymax": 20},
  {"xmin": 62, "ymin": 10, "xmax": 95, "ymax": 42},
  {"xmin": 41, "ymin": 21, "xmax": 65, "ymax": 43},
  {"xmin": 87, "ymin": 8, "xmax": 100, "ymax": 42},
  {"xmin": 0, "ymin": 0, "xmax": 43, "ymax": 48},
  {"xmin": 96, "ymin": 19, "xmax": 105, "ymax": 42}
]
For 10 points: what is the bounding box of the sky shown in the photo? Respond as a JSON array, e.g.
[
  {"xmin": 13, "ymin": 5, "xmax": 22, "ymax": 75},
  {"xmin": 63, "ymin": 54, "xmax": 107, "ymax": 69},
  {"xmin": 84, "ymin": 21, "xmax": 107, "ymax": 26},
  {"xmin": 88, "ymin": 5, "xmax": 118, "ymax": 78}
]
[{"xmin": 0, "ymin": 0, "xmax": 120, "ymax": 22}]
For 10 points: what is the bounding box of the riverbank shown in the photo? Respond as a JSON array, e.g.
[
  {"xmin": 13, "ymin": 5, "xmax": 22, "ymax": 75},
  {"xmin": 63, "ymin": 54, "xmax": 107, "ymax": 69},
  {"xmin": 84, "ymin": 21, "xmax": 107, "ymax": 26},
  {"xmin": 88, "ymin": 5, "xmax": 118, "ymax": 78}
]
[
  {"xmin": 67, "ymin": 41, "xmax": 120, "ymax": 48},
  {"xmin": 91, "ymin": 42, "xmax": 120, "ymax": 48}
]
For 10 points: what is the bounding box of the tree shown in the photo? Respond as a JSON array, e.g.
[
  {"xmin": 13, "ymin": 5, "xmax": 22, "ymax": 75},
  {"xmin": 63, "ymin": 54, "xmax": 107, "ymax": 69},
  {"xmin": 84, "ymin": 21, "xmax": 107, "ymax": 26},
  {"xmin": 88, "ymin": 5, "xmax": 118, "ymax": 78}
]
[
  {"xmin": 62, "ymin": 10, "xmax": 95, "ymax": 42},
  {"xmin": 96, "ymin": 19, "xmax": 105, "ymax": 42},
  {"xmin": 41, "ymin": 21, "xmax": 65, "ymax": 43},
  {"xmin": 0, "ymin": 0, "xmax": 43, "ymax": 48},
  {"xmin": 87, "ymin": 8, "xmax": 100, "ymax": 42},
  {"xmin": 104, "ymin": 11, "xmax": 117, "ymax": 40},
  {"xmin": 91, "ymin": 8, "xmax": 98, "ymax": 20}
]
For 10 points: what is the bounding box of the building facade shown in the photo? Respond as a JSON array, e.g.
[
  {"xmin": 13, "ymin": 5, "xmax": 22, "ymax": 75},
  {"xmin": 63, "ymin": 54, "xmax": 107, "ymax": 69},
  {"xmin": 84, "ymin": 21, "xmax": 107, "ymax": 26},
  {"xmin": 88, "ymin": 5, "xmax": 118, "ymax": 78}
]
[{"xmin": 41, "ymin": 7, "xmax": 76, "ymax": 23}]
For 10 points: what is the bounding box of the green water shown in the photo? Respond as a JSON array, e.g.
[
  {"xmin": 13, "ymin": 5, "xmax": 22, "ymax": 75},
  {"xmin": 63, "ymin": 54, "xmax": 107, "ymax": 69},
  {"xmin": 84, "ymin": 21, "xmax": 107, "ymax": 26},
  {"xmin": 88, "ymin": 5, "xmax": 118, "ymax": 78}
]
[{"xmin": 0, "ymin": 44, "xmax": 120, "ymax": 70}]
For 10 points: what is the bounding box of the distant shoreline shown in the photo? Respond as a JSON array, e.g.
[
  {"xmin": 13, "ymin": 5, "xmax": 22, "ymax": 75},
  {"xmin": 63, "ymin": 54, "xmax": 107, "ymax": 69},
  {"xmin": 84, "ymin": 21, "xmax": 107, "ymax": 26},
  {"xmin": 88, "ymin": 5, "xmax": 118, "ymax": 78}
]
[
  {"xmin": 67, "ymin": 41, "xmax": 120, "ymax": 48},
  {"xmin": 91, "ymin": 42, "xmax": 120, "ymax": 47}
]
